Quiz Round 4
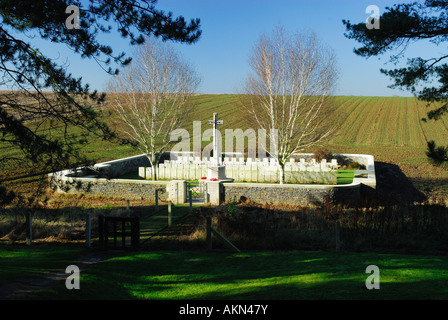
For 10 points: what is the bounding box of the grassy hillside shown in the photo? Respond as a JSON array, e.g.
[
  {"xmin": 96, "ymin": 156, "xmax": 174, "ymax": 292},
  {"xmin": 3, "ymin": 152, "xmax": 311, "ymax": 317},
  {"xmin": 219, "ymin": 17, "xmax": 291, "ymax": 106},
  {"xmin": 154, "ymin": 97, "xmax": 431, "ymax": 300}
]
[
  {"xmin": 183, "ymin": 95, "xmax": 448, "ymax": 200},
  {"xmin": 1, "ymin": 94, "xmax": 447, "ymax": 201},
  {"xmin": 182, "ymin": 94, "xmax": 448, "ymax": 148},
  {"xmin": 327, "ymin": 96, "xmax": 447, "ymax": 147}
]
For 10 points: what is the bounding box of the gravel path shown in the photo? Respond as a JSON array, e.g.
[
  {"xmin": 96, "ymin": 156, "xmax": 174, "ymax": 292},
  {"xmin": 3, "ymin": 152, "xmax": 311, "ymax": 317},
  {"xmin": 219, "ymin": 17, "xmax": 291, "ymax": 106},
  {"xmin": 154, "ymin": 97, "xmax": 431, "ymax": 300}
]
[{"xmin": 0, "ymin": 250, "xmax": 111, "ymax": 300}]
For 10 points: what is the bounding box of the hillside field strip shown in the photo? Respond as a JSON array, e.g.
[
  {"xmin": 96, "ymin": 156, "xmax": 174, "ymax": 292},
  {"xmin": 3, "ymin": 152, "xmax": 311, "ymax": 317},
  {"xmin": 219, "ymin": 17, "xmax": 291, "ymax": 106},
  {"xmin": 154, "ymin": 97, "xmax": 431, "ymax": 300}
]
[{"xmin": 1, "ymin": 94, "xmax": 448, "ymax": 200}]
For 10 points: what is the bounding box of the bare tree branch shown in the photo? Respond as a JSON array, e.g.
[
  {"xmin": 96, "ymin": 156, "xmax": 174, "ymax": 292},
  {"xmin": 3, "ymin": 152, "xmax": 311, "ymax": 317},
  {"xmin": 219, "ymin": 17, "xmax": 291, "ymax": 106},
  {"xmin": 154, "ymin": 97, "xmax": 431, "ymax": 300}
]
[
  {"xmin": 241, "ymin": 26, "xmax": 338, "ymax": 184},
  {"xmin": 107, "ymin": 37, "xmax": 200, "ymax": 180}
]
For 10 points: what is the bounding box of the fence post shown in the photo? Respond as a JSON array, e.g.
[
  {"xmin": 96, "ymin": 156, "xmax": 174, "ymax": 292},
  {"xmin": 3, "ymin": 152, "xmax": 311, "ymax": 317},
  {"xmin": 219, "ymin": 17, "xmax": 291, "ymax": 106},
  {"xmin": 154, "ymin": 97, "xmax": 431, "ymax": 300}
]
[
  {"xmin": 86, "ymin": 212, "xmax": 91, "ymax": 247},
  {"xmin": 98, "ymin": 214, "xmax": 105, "ymax": 249},
  {"xmin": 122, "ymin": 220, "xmax": 126, "ymax": 248},
  {"xmin": 131, "ymin": 216, "xmax": 140, "ymax": 250},
  {"xmin": 335, "ymin": 220, "xmax": 340, "ymax": 252},
  {"xmin": 206, "ymin": 216, "xmax": 212, "ymax": 251},
  {"xmin": 126, "ymin": 200, "xmax": 130, "ymax": 211},
  {"xmin": 155, "ymin": 190, "xmax": 159, "ymax": 212},
  {"xmin": 25, "ymin": 212, "xmax": 32, "ymax": 245},
  {"xmin": 204, "ymin": 183, "xmax": 208, "ymax": 204},
  {"xmin": 113, "ymin": 219, "xmax": 118, "ymax": 249},
  {"xmin": 168, "ymin": 200, "xmax": 172, "ymax": 226},
  {"xmin": 189, "ymin": 190, "xmax": 193, "ymax": 213}
]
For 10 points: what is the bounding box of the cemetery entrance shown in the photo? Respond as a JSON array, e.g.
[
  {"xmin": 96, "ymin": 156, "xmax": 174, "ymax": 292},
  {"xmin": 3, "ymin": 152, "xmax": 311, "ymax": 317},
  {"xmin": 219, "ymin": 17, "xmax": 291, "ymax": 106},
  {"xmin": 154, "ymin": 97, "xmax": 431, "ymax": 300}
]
[{"xmin": 187, "ymin": 181, "xmax": 207, "ymax": 203}]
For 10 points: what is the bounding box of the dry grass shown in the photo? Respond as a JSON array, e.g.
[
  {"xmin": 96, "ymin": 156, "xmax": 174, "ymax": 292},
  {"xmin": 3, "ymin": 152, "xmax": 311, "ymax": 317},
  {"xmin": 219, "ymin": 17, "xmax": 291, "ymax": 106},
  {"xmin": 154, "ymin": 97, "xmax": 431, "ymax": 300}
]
[{"xmin": 180, "ymin": 200, "xmax": 448, "ymax": 254}]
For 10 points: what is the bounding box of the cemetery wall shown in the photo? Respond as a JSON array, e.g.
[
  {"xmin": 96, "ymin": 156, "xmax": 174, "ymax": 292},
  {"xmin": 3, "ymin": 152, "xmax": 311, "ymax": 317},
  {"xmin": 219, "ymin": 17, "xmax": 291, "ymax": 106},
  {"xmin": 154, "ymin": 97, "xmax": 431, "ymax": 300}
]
[
  {"xmin": 223, "ymin": 182, "xmax": 360, "ymax": 207},
  {"xmin": 65, "ymin": 154, "xmax": 151, "ymax": 178},
  {"xmin": 49, "ymin": 153, "xmax": 375, "ymax": 207},
  {"xmin": 84, "ymin": 179, "xmax": 168, "ymax": 201},
  {"xmin": 91, "ymin": 154, "xmax": 150, "ymax": 178},
  {"xmin": 49, "ymin": 154, "xmax": 165, "ymax": 201},
  {"xmin": 221, "ymin": 154, "xmax": 375, "ymax": 206},
  {"xmin": 50, "ymin": 176, "xmax": 169, "ymax": 201}
]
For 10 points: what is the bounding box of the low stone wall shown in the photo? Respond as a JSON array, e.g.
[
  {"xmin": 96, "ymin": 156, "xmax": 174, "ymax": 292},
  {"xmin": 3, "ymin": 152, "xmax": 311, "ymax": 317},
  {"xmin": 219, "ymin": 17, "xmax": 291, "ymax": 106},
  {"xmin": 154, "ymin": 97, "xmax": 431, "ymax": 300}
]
[
  {"xmin": 49, "ymin": 153, "xmax": 167, "ymax": 201},
  {"xmin": 65, "ymin": 154, "xmax": 151, "ymax": 178},
  {"xmin": 223, "ymin": 182, "xmax": 360, "ymax": 207},
  {"xmin": 50, "ymin": 175, "xmax": 169, "ymax": 201},
  {"xmin": 220, "ymin": 153, "xmax": 374, "ymax": 206},
  {"xmin": 92, "ymin": 154, "xmax": 150, "ymax": 178}
]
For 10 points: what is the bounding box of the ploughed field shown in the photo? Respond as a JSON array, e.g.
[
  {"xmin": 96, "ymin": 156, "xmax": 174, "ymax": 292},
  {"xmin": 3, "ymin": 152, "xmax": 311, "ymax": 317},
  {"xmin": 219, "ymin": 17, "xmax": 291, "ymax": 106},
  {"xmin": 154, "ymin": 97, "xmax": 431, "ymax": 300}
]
[{"xmin": 1, "ymin": 94, "xmax": 447, "ymax": 202}]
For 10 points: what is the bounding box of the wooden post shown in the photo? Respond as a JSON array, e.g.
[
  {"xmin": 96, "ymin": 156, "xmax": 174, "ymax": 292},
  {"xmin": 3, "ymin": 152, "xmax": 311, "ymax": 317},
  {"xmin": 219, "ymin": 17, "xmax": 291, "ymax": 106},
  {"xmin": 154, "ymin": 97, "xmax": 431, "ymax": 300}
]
[
  {"xmin": 122, "ymin": 220, "xmax": 126, "ymax": 248},
  {"xmin": 211, "ymin": 227, "xmax": 240, "ymax": 253},
  {"xmin": 25, "ymin": 212, "xmax": 32, "ymax": 245},
  {"xmin": 335, "ymin": 220, "xmax": 340, "ymax": 252},
  {"xmin": 189, "ymin": 190, "xmax": 193, "ymax": 213},
  {"xmin": 206, "ymin": 216, "xmax": 212, "ymax": 251},
  {"xmin": 104, "ymin": 217, "xmax": 109, "ymax": 250},
  {"xmin": 168, "ymin": 200, "xmax": 172, "ymax": 226},
  {"xmin": 86, "ymin": 212, "xmax": 91, "ymax": 247},
  {"xmin": 113, "ymin": 219, "xmax": 117, "ymax": 249},
  {"xmin": 155, "ymin": 190, "xmax": 159, "ymax": 212},
  {"xmin": 136, "ymin": 216, "xmax": 140, "ymax": 249},
  {"xmin": 98, "ymin": 214, "xmax": 105, "ymax": 249},
  {"xmin": 131, "ymin": 216, "xmax": 140, "ymax": 250}
]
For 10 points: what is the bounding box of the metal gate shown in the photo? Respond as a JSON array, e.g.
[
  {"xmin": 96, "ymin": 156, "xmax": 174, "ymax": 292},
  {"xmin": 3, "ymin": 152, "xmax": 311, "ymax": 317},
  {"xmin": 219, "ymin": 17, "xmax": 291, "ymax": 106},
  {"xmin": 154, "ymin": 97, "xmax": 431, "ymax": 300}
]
[
  {"xmin": 98, "ymin": 215, "xmax": 140, "ymax": 250},
  {"xmin": 187, "ymin": 181, "xmax": 207, "ymax": 203}
]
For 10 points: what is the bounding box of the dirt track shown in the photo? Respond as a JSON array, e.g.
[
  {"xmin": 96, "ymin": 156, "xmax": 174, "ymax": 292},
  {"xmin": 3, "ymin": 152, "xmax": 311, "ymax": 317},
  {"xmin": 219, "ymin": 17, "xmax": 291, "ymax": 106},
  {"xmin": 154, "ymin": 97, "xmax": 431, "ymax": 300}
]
[{"xmin": 0, "ymin": 250, "xmax": 112, "ymax": 300}]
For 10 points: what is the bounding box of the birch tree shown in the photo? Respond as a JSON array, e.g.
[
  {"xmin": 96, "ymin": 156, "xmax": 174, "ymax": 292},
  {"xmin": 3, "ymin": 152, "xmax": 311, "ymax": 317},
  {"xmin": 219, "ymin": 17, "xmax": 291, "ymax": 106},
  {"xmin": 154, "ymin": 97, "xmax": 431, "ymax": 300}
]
[
  {"xmin": 108, "ymin": 37, "xmax": 201, "ymax": 180},
  {"xmin": 242, "ymin": 26, "xmax": 338, "ymax": 184}
]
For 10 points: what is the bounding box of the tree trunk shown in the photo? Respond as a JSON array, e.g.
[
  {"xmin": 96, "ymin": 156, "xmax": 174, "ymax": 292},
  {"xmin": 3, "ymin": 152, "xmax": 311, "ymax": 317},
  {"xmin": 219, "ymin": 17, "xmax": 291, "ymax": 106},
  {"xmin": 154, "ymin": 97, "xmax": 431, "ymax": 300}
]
[
  {"xmin": 152, "ymin": 162, "xmax": 158, "ymax": 181},
  {"xmin": 147, "ymin": 154, "xmax": 159, "ymax": 181},
  {"xmin": 279, "ymin": 162, "xmax": 286, "ymax": 184}
]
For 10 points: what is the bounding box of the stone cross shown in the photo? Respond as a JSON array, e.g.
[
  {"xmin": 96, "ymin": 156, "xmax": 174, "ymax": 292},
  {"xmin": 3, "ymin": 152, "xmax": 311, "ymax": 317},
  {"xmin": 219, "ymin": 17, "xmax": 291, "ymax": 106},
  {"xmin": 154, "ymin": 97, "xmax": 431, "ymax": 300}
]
[{"xmin": 208, "ymin": 112, "xmax": 223, "ymax": 166}]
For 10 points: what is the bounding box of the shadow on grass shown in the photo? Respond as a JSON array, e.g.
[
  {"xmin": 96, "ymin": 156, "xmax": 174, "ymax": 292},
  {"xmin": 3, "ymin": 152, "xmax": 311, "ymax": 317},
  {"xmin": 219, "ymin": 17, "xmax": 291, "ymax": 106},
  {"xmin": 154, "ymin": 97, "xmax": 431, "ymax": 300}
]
[
  {"xmin": 373, "ymin": 162, "xmax": 427, "ymax": 205},
  {"xmin": 28, "ymin": 250, "xmax": 448, "ymax": 300}
]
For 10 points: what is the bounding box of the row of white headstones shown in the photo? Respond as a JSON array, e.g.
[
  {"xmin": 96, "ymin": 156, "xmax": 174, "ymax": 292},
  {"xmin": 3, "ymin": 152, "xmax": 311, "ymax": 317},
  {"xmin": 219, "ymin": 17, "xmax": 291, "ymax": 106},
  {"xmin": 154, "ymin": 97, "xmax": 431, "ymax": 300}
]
[
  {"xmin": 162, "ymin": 157, "xmax": 338, "ymax": 172},
  {"xmin": 143, "ymin": 113, "xmax": 338, "ymax": 182},
  {"xmin": 141, "ymin": 157, "xmax": 338, "ymax": 183}
]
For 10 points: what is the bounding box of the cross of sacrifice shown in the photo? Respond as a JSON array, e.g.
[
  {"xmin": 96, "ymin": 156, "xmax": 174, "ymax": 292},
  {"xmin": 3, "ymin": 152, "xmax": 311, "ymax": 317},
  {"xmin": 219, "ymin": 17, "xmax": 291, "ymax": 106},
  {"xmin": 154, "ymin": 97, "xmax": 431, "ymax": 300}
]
[{"xmin": 208, "ymin": 113, "xmax": 223, "ymax": 166}]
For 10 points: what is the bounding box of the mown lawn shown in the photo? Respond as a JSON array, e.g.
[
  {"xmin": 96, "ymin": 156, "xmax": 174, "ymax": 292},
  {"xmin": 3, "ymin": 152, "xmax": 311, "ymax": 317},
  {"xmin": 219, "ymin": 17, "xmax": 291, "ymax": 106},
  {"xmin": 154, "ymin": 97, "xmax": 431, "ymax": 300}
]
[
  {"xmin": 337, "ymin": 169, "xmax": 355, "ymax": 185},
  {"xmin": 0, "ymin": 245, "xmax": 83, "ymax": 285},
  {"xmin": 15, "ymin": 248, "xmax": 448, "ymax": 300}
]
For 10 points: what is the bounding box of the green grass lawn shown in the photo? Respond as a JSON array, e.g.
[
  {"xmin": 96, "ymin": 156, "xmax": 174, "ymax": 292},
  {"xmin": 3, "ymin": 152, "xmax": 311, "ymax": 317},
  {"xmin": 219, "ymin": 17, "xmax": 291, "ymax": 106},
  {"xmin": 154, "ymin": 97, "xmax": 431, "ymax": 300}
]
[
  {"xmin": 0, "ymin": 245, "xmax": 83, "ymax": 285},
  {"xmin": 17, "ymin": 249, "xmax": 448, "ymax": 300},
  {"xmin": 337, "ymin": 169, "xmax": 355, "ymax": 185}
]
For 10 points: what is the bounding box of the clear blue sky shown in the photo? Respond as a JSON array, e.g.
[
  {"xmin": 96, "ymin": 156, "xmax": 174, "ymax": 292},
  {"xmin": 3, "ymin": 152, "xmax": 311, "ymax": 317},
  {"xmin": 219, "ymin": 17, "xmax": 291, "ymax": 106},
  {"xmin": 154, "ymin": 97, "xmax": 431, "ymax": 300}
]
[{"xmin": 9, "ymin": 0, "xmax": 429, "ymax": 96}]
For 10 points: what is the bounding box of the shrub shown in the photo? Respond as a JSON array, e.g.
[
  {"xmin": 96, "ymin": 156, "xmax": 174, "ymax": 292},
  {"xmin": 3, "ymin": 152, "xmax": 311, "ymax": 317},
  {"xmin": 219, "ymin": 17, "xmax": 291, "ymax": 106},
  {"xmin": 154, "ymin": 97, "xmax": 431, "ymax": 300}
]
[
  {"xmin": 426, "ymin": 140, "xmax": 448, "ymax": 166},
  {"xmin": 347, "ymin": 161, "xmax": 366, "ymax": 170},
  {"xmin": 313, "ymin": 147, "xmax": 333, "ymax": 162}
]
